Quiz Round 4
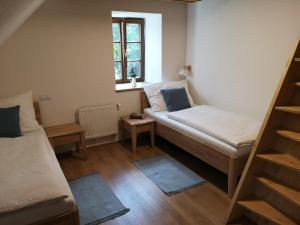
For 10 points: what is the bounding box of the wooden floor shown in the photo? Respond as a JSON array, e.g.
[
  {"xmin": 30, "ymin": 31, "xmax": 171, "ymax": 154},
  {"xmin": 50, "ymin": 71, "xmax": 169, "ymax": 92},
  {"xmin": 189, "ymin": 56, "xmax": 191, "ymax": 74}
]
[{"xmin": 59, "ymin": 139, "xmax": 230, "ymax": 225}]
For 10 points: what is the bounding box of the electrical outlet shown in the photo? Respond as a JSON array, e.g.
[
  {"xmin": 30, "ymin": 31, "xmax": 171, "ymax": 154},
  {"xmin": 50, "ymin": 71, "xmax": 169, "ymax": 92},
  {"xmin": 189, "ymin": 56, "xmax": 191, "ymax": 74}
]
[{"xmin": 39, "ymin": 95, "xmax": 52, "ymax": 101}]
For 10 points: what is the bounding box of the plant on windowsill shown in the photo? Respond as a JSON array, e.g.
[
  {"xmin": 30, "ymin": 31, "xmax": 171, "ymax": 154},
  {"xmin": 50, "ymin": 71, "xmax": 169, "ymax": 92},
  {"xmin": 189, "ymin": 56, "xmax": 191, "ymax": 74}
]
[{"xmin": 128, "ymin": 65, "xmax": 137, "ymax": 88}]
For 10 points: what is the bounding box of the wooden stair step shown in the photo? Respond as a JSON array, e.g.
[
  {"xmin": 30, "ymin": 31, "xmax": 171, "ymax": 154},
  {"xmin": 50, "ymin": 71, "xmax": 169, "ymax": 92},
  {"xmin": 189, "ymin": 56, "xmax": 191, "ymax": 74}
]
[
  {"xmin": 238, "ymin": 198, "xmax": 297, "ymax": 225},
  {"xmin": 275, "ymin": 106, "xmax": 300, "ymax": 114},
  {"xmin": 256, "ymin": 175, "xmax": 300, "ymax": 207},
  {"xmin": 276, "ymin": 130, "xmax": 300, "ymax": 143},
  {"xmin": 225, "ymin": 41, "xmax": 300, "ymax": 225},
  {"xmin": 256, "ymin": 153, "xmax": 300, "ymax": 172}
]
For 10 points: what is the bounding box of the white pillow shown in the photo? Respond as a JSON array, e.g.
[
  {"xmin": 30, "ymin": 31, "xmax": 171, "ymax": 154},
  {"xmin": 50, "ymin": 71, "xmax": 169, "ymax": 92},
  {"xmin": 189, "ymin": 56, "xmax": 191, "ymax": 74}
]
[
  {"xmin": 0, "ymin": 91, "xmax": 40, "ymax": 133},
  {"xmin": 144, "ymin": 80, "xmax": 195, "ymax": 112}
]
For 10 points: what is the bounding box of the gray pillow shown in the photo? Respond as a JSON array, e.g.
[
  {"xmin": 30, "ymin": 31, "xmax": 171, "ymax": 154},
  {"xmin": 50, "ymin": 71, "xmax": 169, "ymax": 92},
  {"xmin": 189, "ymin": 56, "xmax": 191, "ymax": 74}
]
[
  {"xmin": 160, "ymin": 88, "xmax": 191, "ymax": 112},
  {"xmin": 0, "ymin": 105, "xmax": 22, "ymax": 138}
]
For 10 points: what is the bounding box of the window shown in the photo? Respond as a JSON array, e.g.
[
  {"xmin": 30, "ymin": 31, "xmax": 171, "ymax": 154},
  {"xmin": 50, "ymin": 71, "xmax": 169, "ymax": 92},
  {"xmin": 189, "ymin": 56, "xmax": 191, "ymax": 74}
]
[{"xmin": 112, "ymin": 18, "xmax": 145, "ymax": 83}]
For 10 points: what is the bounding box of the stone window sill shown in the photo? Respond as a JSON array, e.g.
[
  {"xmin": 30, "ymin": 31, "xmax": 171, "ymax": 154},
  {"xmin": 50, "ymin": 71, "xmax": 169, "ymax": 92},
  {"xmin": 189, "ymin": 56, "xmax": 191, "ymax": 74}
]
[{"xmin": 115, "ymin": 82, "xmax": 148, "ymax": 93}]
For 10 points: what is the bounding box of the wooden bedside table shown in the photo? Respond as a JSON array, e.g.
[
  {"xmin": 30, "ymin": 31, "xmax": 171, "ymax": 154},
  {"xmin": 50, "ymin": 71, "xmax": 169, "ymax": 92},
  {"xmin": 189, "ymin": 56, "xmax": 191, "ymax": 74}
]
[
  {"xmin": 45, "ymin": 123, "xmax": 87, "ymax": 159},
  {"xmin": 121, "ymin": 116, "xmax": 155, "ymax": 152}
]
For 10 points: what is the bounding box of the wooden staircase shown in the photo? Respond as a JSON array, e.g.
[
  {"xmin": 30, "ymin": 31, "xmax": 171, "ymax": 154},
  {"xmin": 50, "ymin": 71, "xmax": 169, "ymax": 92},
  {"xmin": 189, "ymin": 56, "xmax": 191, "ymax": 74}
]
[{"xmin": 225, "ymin": 39, "xmax": 300, "ymax": 225}]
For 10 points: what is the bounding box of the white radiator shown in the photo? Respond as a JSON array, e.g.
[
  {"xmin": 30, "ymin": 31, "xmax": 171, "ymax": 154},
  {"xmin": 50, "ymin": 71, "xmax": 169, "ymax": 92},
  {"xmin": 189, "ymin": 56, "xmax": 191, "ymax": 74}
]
[{"xmin": 78, "ymin": 104, "xmax": 118, "ymax": 139}]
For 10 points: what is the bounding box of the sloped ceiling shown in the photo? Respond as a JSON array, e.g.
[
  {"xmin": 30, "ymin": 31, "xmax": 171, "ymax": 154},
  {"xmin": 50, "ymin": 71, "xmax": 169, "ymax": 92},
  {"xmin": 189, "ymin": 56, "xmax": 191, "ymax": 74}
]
[
  {"xmin": 0, "ymin": 0, "xmax": 44, "ymax": 47},
  {"xmin": 0, "ymin": 0, "xmax": 198, "ymax": 48}
]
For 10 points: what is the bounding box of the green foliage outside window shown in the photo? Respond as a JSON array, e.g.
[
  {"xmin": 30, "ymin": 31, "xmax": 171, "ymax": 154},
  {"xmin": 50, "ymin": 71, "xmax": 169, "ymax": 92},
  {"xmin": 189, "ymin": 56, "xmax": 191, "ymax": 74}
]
[{"xmin": 112, "ymin": 18, "xmax": 144, "ymax": 83}]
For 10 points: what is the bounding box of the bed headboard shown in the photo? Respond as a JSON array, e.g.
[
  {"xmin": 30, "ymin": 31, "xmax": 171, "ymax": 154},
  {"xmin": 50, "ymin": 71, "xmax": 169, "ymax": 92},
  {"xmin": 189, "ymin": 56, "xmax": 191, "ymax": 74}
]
[
  {"xmin": 141, "ymin": 91, "xmax": 150, "ymax": 113},
  {"xmin": 33, "ymin": 101, "xmax": 42, "ymax": 124}
]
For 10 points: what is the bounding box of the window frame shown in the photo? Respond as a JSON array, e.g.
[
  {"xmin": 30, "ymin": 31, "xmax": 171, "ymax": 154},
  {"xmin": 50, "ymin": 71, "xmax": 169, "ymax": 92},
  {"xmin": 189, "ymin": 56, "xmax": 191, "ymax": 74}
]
[{"xmin": 112, "ymin": 17, "xmax": 145, "ymax": 84}]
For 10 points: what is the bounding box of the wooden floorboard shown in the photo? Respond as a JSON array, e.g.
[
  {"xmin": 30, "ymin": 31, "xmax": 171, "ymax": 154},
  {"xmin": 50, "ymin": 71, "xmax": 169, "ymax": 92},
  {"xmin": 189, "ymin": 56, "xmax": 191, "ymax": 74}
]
[{"xmin": 59, "ymin": 141, "xmax": 230, "ymax": 225}]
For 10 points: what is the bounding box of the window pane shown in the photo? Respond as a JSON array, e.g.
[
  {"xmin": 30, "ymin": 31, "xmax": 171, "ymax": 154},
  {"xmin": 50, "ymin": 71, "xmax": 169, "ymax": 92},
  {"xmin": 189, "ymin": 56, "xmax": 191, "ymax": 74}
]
[
  {"xmin": 112, "ymin": 23, "xmax": 120, "ymax": 42},
  {"xmin": 127, "ymin": 62, "xmax": 141, "ymax": 78},
  {"xmin": 113, "ymin": 43, "xmax": 121, "ymax": 61},
  {"xmin": 126, "ymin": 23, "xmax": 141, "ymax": 42},
  {"xmin": 114, "ymin": 62, "xmax": 122, "ymax": 80},
  {"xmin": 127, "ymin": 43, "xmax": 141, "ymax": 61}
]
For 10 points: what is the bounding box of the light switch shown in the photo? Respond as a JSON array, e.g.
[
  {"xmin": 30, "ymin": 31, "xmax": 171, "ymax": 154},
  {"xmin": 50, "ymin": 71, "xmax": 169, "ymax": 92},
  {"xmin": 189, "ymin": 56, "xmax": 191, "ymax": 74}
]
[{"xmin": 39, "ymin": 95, "xmax": 52, "ymax": 101}]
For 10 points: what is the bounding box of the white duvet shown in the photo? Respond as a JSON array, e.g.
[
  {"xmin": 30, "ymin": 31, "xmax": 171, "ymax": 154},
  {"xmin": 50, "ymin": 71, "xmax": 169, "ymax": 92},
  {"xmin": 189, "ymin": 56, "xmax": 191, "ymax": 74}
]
[
  {"xmin": 167, "ymin": 105, "xmax": 261, "ymax": 149},
  {"xmin": 0, "ymin": 128, "xmax": 67, "ymax": 214}
]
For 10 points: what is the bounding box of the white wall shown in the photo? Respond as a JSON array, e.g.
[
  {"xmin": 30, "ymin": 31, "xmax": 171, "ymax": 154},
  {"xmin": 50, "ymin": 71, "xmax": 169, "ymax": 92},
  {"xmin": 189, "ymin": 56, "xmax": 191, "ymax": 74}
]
[
  {"xmin": 144, "ymin": 13, "xmax": 162, "ymax": 83},
  {"xmin": 112, "ymin": 11, "xmax": 163, "ymax": 83},
  {"xmin": 186, "ymin": 0, "xmax": 300, "ymax": 121},
  {"xmin": 0, "ymin": 0, "xmax": 186, "ymax": 126}
]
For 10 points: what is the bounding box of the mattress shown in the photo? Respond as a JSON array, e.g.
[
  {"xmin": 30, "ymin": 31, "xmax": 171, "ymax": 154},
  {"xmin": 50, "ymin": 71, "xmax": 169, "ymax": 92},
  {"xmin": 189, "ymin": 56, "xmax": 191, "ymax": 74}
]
[
  {"xmin": 167, "ymin": 105, "xmax": 260, "ymax": 149},
  {"xmin": 0, "ymin": 127, "xmax": 75, "ymax": 225},
  {"xmin": 144, "ymin": 108, "xmax": 252, "ymax": 157}
]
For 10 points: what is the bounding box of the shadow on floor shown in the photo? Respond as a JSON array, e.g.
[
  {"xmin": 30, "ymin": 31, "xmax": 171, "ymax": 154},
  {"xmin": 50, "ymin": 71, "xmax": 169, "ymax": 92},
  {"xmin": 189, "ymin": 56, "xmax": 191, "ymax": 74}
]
[{"xmin": 155, "ymin": 136, "xmax": 228, "ymax": 193}]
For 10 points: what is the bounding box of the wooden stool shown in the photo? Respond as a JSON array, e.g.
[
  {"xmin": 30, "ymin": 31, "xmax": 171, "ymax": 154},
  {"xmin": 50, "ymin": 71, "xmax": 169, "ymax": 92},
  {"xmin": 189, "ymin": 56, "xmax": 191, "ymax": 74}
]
[{"xmin": 121, "ymin": 116, "xmax": 155, "ymax": 152}]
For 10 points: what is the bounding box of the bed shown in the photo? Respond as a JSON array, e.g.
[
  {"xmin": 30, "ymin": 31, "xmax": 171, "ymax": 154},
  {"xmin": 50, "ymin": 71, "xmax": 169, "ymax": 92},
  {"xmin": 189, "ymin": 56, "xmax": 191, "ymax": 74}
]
[
  {"xmin": 0, "ymin": 101, "xmax": 79, "ymax": 225},
  {"xmin": 141, "ymin": 91, "xmax": 254, "ymax": 198}
]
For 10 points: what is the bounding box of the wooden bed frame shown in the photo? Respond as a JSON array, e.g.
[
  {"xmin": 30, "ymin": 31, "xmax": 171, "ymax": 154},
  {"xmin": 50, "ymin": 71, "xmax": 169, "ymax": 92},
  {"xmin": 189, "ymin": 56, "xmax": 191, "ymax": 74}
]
[
  {"xmin": 30, "ymin": 102, "xmax": 80, "ymax": 225},
  {"xmin": 140, "ymin": 92, "xmax": 249, "ymax": 198}
]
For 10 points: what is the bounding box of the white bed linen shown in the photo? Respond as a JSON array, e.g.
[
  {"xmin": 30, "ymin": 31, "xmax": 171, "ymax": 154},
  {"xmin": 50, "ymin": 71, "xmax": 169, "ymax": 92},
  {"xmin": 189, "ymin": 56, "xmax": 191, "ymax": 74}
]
[
  {"xmin": 144, "ymin": 108, "xmax": 253, "ymax": 157},
  {"xmin": 167, "ymin": 105, "xmax": 261, "ymax": 149},
  {"xmin": 0, "ymin": 127, "xmax": 75, "ymax": 225}
]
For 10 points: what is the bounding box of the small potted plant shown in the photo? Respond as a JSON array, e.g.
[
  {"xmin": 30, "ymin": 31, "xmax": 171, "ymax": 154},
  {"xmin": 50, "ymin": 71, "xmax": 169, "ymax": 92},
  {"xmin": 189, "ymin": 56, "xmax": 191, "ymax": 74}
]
[{"xmin": 128, "ymin": 64, "xmax": 137, "ymax": 87}]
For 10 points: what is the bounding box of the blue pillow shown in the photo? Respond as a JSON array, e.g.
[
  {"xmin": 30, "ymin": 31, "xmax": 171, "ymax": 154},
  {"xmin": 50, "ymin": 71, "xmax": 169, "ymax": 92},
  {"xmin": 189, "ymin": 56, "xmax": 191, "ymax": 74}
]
[
  {"xmin": 160, "ymin": 87, "xmax": 191, "ymax": 112},
  {"xmin": 0, "ymin": 105, "xmax": 22, "ymax": 138}
]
